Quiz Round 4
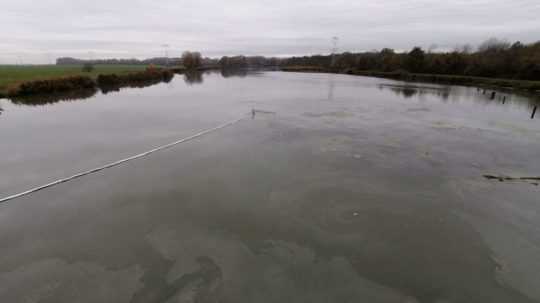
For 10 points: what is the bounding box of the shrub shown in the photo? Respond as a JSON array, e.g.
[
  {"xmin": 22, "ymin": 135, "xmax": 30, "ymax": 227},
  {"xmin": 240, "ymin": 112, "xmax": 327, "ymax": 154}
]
[
  {"xmin": 10, "ymin": 89, "xmax": 98, "ymax": 106},
  {"xmin": 8, "ymin": 76, "xmax": 96, "ymax": 97}
]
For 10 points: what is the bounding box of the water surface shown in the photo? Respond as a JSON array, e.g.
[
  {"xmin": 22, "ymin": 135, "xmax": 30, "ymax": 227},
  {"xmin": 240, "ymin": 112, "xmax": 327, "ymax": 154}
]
[{"xmin": 1, "ymin": 71, "xmax": 539, "ymax": 303}]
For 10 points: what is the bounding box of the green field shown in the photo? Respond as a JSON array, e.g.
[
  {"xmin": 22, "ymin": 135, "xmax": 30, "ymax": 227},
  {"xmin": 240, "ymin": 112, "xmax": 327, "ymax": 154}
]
[{"xmin": 0, "ymin": 65, "xmax": 148, "ymax": 95}]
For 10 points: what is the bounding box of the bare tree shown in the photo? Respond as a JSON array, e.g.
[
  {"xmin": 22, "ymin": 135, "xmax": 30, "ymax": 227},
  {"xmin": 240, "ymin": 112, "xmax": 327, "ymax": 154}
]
[
  {"xmin": 478, "ymin": 38, "xmax": 510, "ymax": 52},
  {"xmin": 181, "ymin": 51, "xmax": 202, "ymax": 70}
]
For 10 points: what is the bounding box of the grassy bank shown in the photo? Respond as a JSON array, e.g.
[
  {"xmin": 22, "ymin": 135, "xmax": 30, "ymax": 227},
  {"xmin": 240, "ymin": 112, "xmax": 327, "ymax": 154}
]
[
  {"xmin": 281, "ymin": 66, "xmax": 540, "ymax": 92},
  {"xmin": 2, "ymin": 66, "xmax": 175, "ymax": 99},
  {"xmin": 0, "ymin": 65, "xmax": 148, "ymax": 97}
]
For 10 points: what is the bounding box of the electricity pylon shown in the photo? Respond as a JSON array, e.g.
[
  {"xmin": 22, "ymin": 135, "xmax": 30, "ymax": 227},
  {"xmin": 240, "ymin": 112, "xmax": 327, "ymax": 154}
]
[{"xmin": 331, "ymin": 36, "xmax": 339, "ymax": 68}]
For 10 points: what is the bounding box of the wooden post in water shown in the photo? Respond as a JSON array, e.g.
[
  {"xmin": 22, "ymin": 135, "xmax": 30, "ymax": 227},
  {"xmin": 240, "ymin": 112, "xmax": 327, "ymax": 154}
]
[
  {"xmin": 490, "ymin": 92, "xmax": 496, "ymax": 100},
  {"xmin": 532, "ymin": 106, "xmax": 537, "ymax": 119},
  {"xmin": 502, "ymin": 96, "xmax": 506, "ymax": 104}
]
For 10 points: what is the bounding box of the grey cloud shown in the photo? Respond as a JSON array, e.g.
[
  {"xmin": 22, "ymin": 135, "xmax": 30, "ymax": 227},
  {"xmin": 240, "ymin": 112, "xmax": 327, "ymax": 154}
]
[{"xmin": 1, "ymin": 0, "xmax": 539, "ymax": 63}]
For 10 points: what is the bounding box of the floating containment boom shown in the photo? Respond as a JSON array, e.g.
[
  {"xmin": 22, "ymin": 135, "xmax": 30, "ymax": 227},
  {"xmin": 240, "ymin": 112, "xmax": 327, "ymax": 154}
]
[{"xmin": 0, "ymin": 115, "xmax": 248, "ymax": 204}]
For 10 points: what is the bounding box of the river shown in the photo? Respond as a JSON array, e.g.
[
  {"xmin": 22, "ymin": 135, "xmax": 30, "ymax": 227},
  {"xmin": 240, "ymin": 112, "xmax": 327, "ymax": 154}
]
[{"xmin": 0, "ymin": 71, "xmax": 539, "ymax": 302}]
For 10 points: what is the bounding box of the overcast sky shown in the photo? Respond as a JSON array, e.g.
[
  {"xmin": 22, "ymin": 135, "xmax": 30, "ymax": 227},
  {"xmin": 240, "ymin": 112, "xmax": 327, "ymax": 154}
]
[{"xmin": 1, "ymin": 0, "xmax": 539, "ymax": 63}]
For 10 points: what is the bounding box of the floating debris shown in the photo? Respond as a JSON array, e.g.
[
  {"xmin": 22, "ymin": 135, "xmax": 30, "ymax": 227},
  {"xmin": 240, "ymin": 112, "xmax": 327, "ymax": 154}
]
[
  {"xmin": 252, "ymin": 109, "xmax": 276, "ymax": 114},
  {"xmin": 407, "ymin": 107, "xmax": 431, "ymax": 112},
  {"xmin": 303, "ymin": 111, "xmax": 354, "ymax": 118},
  {"xmin": 483, "ymin": 175, "xmax": 540, "ymax": 186},
  {"xmin": 251, "ymin": 109, "xmax": 276, "ymax": 119},
  {"xmin": 379, "ymin": 84, "xmax": 447, "ymax": 91}
]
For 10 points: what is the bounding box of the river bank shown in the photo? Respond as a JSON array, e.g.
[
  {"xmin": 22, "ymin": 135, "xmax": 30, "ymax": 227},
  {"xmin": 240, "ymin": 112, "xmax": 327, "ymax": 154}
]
[
  {"xmin": 0, "ymin": 65, "xmax": 151, "ymax": 97},
  {"xmin": 0, "ymin": 67, "xmax": 178, "ymax": 99},
  {"xmin": 4, "ymin": 65, "xmax": 539, "ymax": 99},
  {"xmin": 281, "ymin": 66, "xmax": 540, "ymax": 93}
]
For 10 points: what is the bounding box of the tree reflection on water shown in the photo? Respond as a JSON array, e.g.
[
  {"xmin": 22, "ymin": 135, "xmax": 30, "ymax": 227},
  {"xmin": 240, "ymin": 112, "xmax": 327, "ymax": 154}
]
[{"xmin": 183, "ymin": 71, "xmax": 204, "ymax": 85}]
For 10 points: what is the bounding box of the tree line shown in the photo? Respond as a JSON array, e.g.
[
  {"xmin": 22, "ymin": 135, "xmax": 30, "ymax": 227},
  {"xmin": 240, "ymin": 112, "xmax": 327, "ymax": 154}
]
[
  {"xmin": 218, "ymin": 56, "xmax": 280, "ymax": 69},
  {"xmin": 56, "ymin": 38, "xmax": 540, "ymax": 81},
  {"xmin": 282, "ymin": 39, "xmax": 540, "ymax": 81},
  {"xmin": 57, "ymin": 52, "xmax": 213, "ymax": 69},
  {"xmin": 57, "ymin": 54, "xmax": 280, "ymax": 70},
  {"xmin": 57, "ymin": 57, "xmax": 182, "ymax": 66}
]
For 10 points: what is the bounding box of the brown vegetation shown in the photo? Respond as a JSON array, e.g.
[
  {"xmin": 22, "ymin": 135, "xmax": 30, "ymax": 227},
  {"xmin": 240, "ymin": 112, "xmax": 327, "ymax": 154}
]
[
  {"xmin": 97, "ymin": 68, "xmax": 173, "ymax": 87},
  {"xmin": 7, "ymin": 76, "xmax": 96, "ymax": 97},
  {"xmin": 181, "ymin": 51, "xmax": 202, "ymax": 70},
  {"xmin": 6, "ymin": 68, "xmax": 175, "ymax": 99},
  {"xmin": 9, "ymin": 89, "xmax": 98, "ymax": 106}
]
